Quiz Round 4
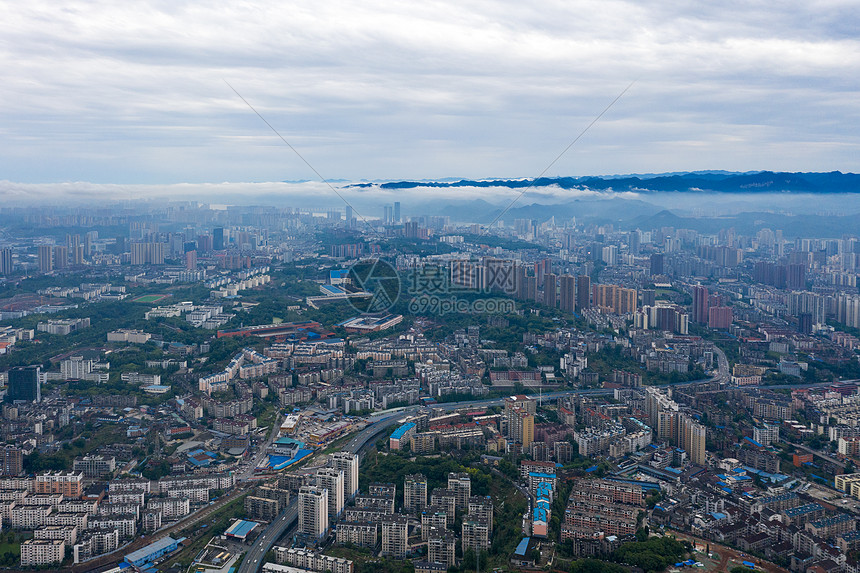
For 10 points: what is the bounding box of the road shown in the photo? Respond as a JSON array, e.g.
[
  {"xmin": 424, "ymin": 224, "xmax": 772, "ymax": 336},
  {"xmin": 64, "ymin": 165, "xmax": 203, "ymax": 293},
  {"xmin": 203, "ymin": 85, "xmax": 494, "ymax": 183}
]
[
  {"xmin": 238, "ymin": 412, "xmax": 284, "ymax": 482},
  {"xmin": 791, "ymin": 442, "xmax": 847, "ymax": 470}
]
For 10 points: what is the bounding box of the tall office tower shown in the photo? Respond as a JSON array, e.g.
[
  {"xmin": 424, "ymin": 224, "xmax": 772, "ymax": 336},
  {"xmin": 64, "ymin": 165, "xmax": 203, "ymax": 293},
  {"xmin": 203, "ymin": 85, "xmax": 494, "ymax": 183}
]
[
  {"xmin": 559, "ymin": 275, "xmax": 575, "ymax": 313},
  {"xmin": 0, "ymin": 248, "xmax": 12, "ymax": 275},
  {"xmin": 447, "ymin": 473, "xmax": 471, "ymax": 512},
  {"xmin": 38, "ymin": 245, "xmax": 53, "ymax": 272},
  {"xmin": 213, "ymin": 227, "xmax": 225, "ymax": 250},
  {"xmin": 52, "ymin": 246, "xmax": 68, "ymax": 269},
  {"xmin": 298, "ymin": 485, "xmax": 329, "ymax": 539},
  {"xmin": 316, "ymin": 468, "xmax": 345, "ymax": 523},
  {"xmin": 6, "ymin": 366, "xmax": 41, "ymax": 403},
  {"xmin": 650, "ymin": 253, "xmax": 664, "ymax": 275},
  {"xmin": 394, "ymin": 201, "xmax": 401, "ymax": 223},
  {"xmin": 692, "ymin": 285, "xmax": 709, "ymax": 324},
  {"xmin": 575, "ymin": 275, "xmax": 591, "ymax": 310},
  {"xmin": 345, "ymin": 205, "xmax": 353, "ymax": 223},
  {"xmin": 544, "ymin": 273, "xmax": 558, "ymax": 309},
  {"xmin": 1, "ymin": 446, "xmax": 23, "ymax": 476},
  {"xmin": 329, "ymin": 452, "xmax": 359, "ymax": 499},
  {"xmin": 381, "ymin": 516, "xmax": 408, "ymax": 557},
  {"xmin": 404, "ymin": 474, "xmax": 428, "ymax": 514},
  {"xmin": 383, "ymin": 205, "xmax": 393, "ymax": 224}
]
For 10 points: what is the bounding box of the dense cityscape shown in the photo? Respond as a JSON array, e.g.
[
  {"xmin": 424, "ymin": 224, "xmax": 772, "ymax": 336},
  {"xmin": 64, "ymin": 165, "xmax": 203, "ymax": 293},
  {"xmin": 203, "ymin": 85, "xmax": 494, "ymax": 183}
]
[{"xmin": 1, "ymin": 197, "xmax": 860, "ymax": 573}]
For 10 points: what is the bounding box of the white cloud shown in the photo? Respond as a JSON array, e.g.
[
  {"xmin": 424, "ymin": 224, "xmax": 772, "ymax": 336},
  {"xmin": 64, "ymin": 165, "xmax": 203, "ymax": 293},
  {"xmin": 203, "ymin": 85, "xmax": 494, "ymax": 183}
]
[{"xmin": 0, "ymin": 0, "xmax": 858, "ymax": 186}]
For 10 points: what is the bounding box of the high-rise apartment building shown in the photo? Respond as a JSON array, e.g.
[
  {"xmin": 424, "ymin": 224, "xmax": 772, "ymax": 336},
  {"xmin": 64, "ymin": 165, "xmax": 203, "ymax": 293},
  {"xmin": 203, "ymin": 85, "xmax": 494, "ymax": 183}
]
[
  {"xmin": 330, "ymin": 452, "xmax": 359, "ymax": 499},
  {"xmin": 447, "ymin": 473, "xmax": 471, "ymax": 512},
  {"xmin": 543, "ymin": 272, "xmax": 557, "ymax": 308},
  {"xmin": 427, "ymin": 528, "xmax": 456, "ymax": 568},
  {"xmin": 593, "ymin": 284, "xmax": 637, "ymax": 314},
  {"xmin": 575, "ymin": 275, "xmax": 591, "ymax": 310},
  {"xmin": 0, "ymin": 248, "xmax": 12, "ymax": 275},
  {"xmin": 645, "ymin": 387, "xmax": 706, "ymax": 465},
  {"xmin": 38, "ymin": 245, "xmax": 53, "ymax": 272},
  {"xmin": 52, "ymin": 245, "xmax": 68, "ymax": 269},
  {"xmin": 1, "ymin": 446, "xmax": 23, "ymax": 476},
  {"xmin": 316, "ymin": 468, "xmax": 345, "ymax": 523},
  {"xmin": 650, "ymin": 253, "xmax": 664, "ymax": 275},
  {"xmin": 461, "ymin": 518, "xmax": 490, "ymax": 553},
  {"xmin": 404, "ymin": 474, "xmax": 428, "ymax": 514},
  {"xmin": 381, "ymin": 515, "xmax": 408, "ymax": 557},
  {"xmin": 559, "ymin": 275, "xmax": 576, "ymax": 313},
  {"xmin": 35, "ymin": 471, "xmax": 83, "ymax": 497},
  {"xmin": 468, "ymin": 496, "xmax": 493, "ymax": 532},
  {"xmin": 692, "ymin": 285, "xmax": 709, "ymax": 324},
  {"xmin": 298, "ymin": 485, "xmax": 329, "ymax": 539}
]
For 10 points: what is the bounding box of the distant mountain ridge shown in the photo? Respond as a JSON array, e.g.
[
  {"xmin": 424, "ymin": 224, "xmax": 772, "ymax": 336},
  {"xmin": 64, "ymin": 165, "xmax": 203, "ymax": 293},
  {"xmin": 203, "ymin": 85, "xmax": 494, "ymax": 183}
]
[{"xmin": 350, "ymin": 171, "xmax": 860, "ymax": 193}]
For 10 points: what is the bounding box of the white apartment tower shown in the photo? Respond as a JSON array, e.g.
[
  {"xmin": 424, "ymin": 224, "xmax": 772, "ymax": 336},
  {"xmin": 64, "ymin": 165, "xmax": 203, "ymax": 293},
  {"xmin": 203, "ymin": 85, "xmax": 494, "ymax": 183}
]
[
  {"xmin": 404, "ymin": 474, "xmax": 428, "ymax": 514},
  {"xmin": 316, "ymin": 468, "xmax": 345, "ymax": 523},
  {"xmin": 298, "ymin": 485, "xmax": 329, "ymax": 539},
  {"xmin": 329, "ymin": 452, "xmax": 359, "ymax": 500}
]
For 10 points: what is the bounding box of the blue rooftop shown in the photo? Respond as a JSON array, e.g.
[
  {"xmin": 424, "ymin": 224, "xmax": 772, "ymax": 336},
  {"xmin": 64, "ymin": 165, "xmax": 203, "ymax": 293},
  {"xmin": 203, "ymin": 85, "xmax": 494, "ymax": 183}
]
[
  {"xmin": 514, "ymin": 538, "xmax": 531, "ymax": 556},
  {"xmin": 391, "ymin": 422, "xmax": 416, "ymax": 440},
  {"xmin": 225, "ymin": 519, "xmax": 258, "ymax": 538},
  {"xmin": 268, "ymin": 448, "xmax": 313, "ymax": 471},
  {"xmin": 321, "ymin": 284, "xmax": 346, "ymax": 295},
  {"xmin": 744, "ymin": 436, "xmax": 765, "ymax": 448},
  {"xmin": 125, "ymin": 536, "xmax": 180, "ymax": 566}
]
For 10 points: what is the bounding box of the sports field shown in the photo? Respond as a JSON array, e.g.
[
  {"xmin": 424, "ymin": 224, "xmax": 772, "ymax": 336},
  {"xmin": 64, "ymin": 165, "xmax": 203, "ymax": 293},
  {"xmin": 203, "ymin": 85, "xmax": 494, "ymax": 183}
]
[{"xmin": 131, "ymin": 294, "xmax": 170, "ymax": 303}]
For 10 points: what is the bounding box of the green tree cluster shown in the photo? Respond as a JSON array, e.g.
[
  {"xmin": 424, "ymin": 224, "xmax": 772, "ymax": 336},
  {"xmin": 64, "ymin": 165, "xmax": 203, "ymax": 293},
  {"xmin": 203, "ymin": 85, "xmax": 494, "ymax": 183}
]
[{"xmin": 612, "ymin": 537, "xmax": 688, "ymax": 573}]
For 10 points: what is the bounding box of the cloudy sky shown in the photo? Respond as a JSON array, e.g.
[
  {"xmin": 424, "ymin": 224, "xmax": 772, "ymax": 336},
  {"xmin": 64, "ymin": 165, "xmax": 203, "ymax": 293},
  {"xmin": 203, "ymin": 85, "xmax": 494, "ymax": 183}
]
[{"xmin": 2, "ymin": 0, "xmax": 859, "ymax": 189}]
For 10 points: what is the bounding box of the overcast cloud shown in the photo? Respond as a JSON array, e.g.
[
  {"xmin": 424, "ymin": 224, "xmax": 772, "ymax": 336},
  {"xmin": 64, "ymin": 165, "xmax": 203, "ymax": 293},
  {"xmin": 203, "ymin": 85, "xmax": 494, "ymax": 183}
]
[{"xmin": 1, "ymin": 0, "xmax": 859, "ymax": 189}]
